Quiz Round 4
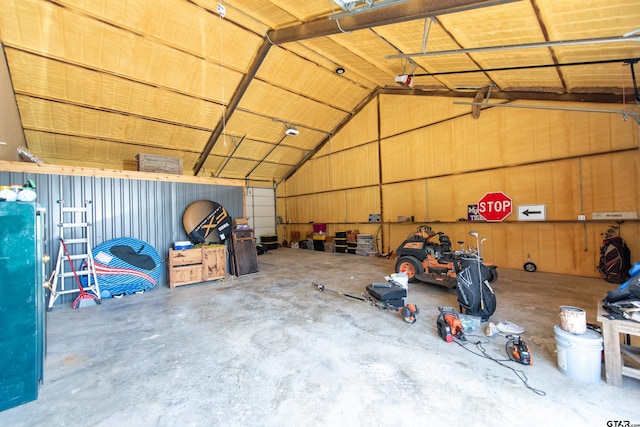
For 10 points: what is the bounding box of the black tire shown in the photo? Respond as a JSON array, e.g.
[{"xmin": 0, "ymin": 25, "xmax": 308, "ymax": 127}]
[
  {"xmin": 395, "ymin": 256, "xmax": 424, "ymax": 283},
  {"xmin": 524, "ymin": 262, "xmax": 537, "ymax": 272},
  {"xmin": 487, "ymin": 266, "xmax": 498, "ymax": 283}
]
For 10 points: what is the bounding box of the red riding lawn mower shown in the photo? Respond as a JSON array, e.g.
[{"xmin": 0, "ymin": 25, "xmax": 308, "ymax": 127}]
[{"xmin": 394, "ymin": 226, "xmax": 498, "ymax": 288}]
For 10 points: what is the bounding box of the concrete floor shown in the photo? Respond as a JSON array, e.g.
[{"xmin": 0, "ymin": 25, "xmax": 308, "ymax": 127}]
[{"xmin": 1, "ymin": 247, "xmax": 639, "ymax": 426}]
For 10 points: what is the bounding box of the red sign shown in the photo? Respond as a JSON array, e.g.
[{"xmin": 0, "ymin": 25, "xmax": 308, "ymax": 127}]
[{"xmin": 478, "ymin": 192, "xmax": 512, "ymax": 222}]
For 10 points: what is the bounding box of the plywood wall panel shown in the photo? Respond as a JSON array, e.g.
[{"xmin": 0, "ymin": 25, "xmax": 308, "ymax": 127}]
[
  {"xmin": 503, "ymin": 160, "xmax": 581, "ymax": 220},
  {"xmin": 580, "ymin": 151, "xmax": 639, "ymax": 214},
  {"xmin": 380, "ymin": 99, "xmax": 639, "ymax": 185},
  {"xmin": 285, "ymin": 191, "xmax": 345, "ymax": 224},
  {"xmin": 284, "ymin": 156, "xmax": 330, "ymax": 196},
  {"xmin": 344, "ymin": 187, "xmax": 380, "ymax": 223},
  {"xmin": 381, "ymin": 181, "xmax": 427, "ymax": 223},
  {"xmin": 329, "ymin": 143, "xmax": 379, "ymax": 190},
  {"xmin": 283, "ymin": 187, "xmax": 380, "ymax": 225},
  {"xmin": 328, "ymin": 100, "xmax": 379, "ymax": 153},
  {"xmin": 449, "ymin": 118, "xmax": 502, "ymax": 172},
  {"xmin": 380, "ymin": 131, "xmax": 447, "ymax": 183},
  {"xmin": 379, "ymin": 95, "xmax": 469, "ymax": 138}
]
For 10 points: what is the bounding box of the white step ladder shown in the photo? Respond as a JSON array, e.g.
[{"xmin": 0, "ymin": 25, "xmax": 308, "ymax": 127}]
[{"xmin": 48, "ymin": 200, "xmax": 100, "ymax": 309}]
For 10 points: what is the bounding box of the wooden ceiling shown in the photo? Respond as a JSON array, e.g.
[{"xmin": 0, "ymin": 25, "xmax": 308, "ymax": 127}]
[{"xmin": 1, "ymin": 0, "xmax": 638, "ymax": 183}]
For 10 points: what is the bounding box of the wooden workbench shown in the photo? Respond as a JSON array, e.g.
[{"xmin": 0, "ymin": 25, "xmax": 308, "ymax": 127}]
[{"xmin": 597, "ymin": 305, "xmax": 640, "ymax": 387}]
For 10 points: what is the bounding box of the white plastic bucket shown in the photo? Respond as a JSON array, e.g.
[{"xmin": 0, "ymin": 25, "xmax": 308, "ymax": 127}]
[
  {"xmin": 390, "ymin": 272, "xmax": 408, "ymax": 289},
  {"xmin": 554, "ymin": 325, "xmax": 603, "ymax": 383},
  {"xmin": 559, "ymin": 306, "xmax": 586, "ymax": 334}
]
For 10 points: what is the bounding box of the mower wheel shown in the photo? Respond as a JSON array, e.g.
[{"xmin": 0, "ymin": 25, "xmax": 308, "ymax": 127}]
[
  {"xmin": 487, "ymin": 266, "xmax": 498, "ymax": 283},
  {"xmin": 395, "ymin": 256, "xmax": 424, "ymax": 283},
  {"xmin": 524, "ymin": 262, "xmax": 537, "ymax": 272}
]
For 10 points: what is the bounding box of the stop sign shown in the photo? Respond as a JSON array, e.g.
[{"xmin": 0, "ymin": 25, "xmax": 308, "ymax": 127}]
[{"xmin": 477, "ymin": 192, "xmax": 512, "ymax": 222}]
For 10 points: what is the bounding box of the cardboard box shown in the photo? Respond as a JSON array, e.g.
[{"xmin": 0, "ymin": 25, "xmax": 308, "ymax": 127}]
[{"xmin": 232, "ymin": 218, "xmax": 249, "ymax": 228}]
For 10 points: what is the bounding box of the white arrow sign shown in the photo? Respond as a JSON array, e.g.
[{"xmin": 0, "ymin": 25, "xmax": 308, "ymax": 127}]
[{"xmin": 517, "ymin": 204, "xmax": 546, "ymax": 221}]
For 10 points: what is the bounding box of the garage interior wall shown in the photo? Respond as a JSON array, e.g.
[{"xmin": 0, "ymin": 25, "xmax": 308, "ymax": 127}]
[
  {"xmin": 0, "ymin": 168, "xmax": 243, "ymax": 301},
  {"xmin": 278, "ymin": 94, "xmax": 640, "ymax": 277}
]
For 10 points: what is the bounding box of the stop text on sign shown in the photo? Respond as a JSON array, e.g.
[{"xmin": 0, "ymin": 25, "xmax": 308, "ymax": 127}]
[{"xmin": 479, "ymin": 200, "xmax": 511, "ymax": 212}]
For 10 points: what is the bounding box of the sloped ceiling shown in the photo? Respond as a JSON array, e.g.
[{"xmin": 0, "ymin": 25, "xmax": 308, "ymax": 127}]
[{"xmin": 1, "ymin": 0, "xmax": 638, "ymax": 183}]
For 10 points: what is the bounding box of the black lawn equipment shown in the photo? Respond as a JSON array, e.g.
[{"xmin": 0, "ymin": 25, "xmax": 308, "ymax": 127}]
[
  {"xmin": 312, "ymin": 281, "xmax": 419, "ymax": 324},
  {"xmin": 394, "ymin": 225, "xmax": 497, "ymax": 289}
]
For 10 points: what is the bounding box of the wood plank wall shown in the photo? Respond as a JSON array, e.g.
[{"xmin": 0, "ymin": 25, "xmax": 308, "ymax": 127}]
[{"xmin": 279, "ymin": 95, "xmax": 639, "ymax": 277}]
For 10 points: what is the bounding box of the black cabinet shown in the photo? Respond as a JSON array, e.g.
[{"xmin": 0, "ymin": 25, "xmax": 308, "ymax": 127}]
[
  {"xmin": 0, "ymin": 202, "xmax": 46, "ymax": 412},
  {"xmin": 229, "ymin": 229, "xmax": 259, "ymax": 277}
]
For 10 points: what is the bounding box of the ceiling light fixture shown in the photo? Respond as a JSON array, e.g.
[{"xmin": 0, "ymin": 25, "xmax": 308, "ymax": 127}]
[
  {"xmin": 285, "ymin": 126, "xmax": 299, "ymax": 137},
  {"xmin": 335, "ymin": 67, "xmax": 345, "ymax": 74}
]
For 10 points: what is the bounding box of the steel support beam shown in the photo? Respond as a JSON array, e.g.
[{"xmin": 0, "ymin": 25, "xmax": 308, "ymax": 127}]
[
  {"xmin": 378, "ymin": 88, "xmax": 629, "ymax": 104},
  {"xmin": 268, "ymin": 0, "xmax": 518, "ymax": 44},
  {"xmin": 387, "ymin": 35, "xmax": 640, "ymax": 59},
  {"xmin": 193, "ymin": 39, "xmax": 272, "ymax": 176}
]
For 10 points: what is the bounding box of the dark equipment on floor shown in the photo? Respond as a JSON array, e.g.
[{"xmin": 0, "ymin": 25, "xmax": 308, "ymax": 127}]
[
  {"xmin": 506, "ymin": 335, "xmax": 532, "ymax": 365},
  {"xmin": 366, "ymin": 282, "xmax": 419, "ymax": 323},
  {"xmin": 436, "ymin": 306, "xmax": 465, "ymax": 342},
  {"xmin": 395, "ymin": 226, "xmax": 498, "ymax": 289},
  {"xmin": 365, "ymin": 282, "xmax": 407, "ymax": 309},
  {"xmin": 456, "ymin": 231, "xmax": 496, "ymax": 321},
  {"xmin": 456, "ymin": 252, "xmax": 496, "ymax": 321},
  {"xmin": 313, "ymin": 281, "xmax": 419, "ymax": 324},
  {"xmin": 598, "ymin": 224, "xmax": 631, "ymax": 284}
]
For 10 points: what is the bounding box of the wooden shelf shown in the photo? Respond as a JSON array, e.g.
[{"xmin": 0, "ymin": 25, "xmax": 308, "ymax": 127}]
[{"xmin": 168, "ymin": 245, "xmax": 226, "ymax": 289}]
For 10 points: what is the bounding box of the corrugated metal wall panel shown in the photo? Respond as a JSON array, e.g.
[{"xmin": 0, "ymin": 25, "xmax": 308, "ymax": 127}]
[{"xmin": 0, "ymin": 171, "xmax": 243, "ymax": 306}]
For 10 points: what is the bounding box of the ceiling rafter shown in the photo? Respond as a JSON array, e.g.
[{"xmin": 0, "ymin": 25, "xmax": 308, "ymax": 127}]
[{"xmin": 529, "ymin": 0, "xmax": 567, "ymax": 93}]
